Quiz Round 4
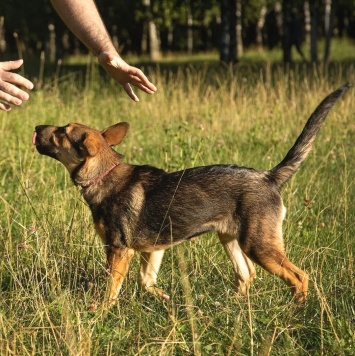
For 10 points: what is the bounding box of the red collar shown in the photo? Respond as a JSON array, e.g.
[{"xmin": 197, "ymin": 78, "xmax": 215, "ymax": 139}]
[{"xmin": 81, "ymin": 163, "xmax": 119, "ymax": 188}]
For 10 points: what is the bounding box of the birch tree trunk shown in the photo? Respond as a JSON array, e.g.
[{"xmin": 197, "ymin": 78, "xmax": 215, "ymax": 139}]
[
  {"xmin": 0, "ymin": 16, "xmax": 6, "ymax": 53},
  {"xmin": 220, "ymin": 0, "xmax": 230, "ymax": 63},
  {"xmin": 142, "ymin": 0, "xmax": 161, "ymax": 61},
  {"xmin": 187, "ymin": 0, "xmax": 193, "ymax": 55},
  {"xmin": 304, "ymin": 1, "xmax": 311, "ymax": 45},
  {"xmin": 256, "ymin": 6, "xmax": 267, "ymax": 51},
  {"xmin": 236, "ymin": 0, "xmax": 243, "ymax": 57},
  {"xmin": 149, "ymin": 21, "xmax": 161, "ymax": 61}
]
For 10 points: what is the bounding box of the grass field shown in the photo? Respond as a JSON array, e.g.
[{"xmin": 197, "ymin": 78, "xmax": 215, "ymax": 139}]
[{"xmin": 0, "ymin": 51, "xmax": 354, "ymax": 355}]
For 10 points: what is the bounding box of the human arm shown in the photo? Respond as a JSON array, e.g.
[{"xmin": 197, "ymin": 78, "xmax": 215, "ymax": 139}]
[
  {"xmin": 0, "ymin": 60, "xmax": 34, "ymax": 112},
  {"xmin": 50, "ymin": 0, "xmax": 157, "ymax": 101}
]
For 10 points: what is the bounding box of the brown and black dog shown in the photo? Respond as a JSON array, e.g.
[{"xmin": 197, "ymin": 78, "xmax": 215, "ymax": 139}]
[{"xmin": 33, "ymin": 84, "xmax": 350, "ymax": 305}]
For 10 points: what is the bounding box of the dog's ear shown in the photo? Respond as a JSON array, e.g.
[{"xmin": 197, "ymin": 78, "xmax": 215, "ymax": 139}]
[
  {"xmin": 101, "ymin": 122, "xmax": 129, "ymax": 146},
  {"xmin": 81, "ymin": 133, "xmax": 101, "ymax": 157}
]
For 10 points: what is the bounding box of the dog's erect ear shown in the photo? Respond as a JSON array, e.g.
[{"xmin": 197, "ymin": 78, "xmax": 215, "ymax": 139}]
[
  {"xmin": 101, "ymin": 122, "xmax": 129, "ymax": 146},
  {"xmin": 81, "ymin": 133, "xmax": 101, "ymax": 157}
]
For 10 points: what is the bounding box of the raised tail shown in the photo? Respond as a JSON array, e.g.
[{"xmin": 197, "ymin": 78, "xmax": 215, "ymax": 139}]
[{"xmin": 270, "ymin": 83, "xmax": 351, "ymax": 188}]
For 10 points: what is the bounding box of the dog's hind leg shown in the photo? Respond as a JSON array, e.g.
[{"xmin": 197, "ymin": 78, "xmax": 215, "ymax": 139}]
[
  {"xmin": 139, "ymin": 250, "xmax": 170, "ymax": 301},
  {"xmin": 242, "ymin": 224, "xmax": 309, "ymax": 302},
  {"xmin": 106, "ymin": 247, "xmax": 135, "ymax": 305},
  {"xmin": 252, "ymin": 247, "xmax": 308, "ymax": 302},
  {"xmin": 218, "ymin": 233, "xmax": 256, "ymax": 295}
]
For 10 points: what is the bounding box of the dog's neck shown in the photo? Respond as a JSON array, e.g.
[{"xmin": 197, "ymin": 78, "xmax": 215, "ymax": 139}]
[{"xmin": 76, "ymin": 162, "xmax": 120, "ymax": 189}]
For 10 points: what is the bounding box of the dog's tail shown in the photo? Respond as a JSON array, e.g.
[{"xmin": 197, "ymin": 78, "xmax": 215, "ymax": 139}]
[{"xmin": 269, "ymin": 83, "xmax": 351, "ymax": 188}]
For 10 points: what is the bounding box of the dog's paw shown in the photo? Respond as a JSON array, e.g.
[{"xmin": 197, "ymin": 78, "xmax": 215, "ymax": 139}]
[{"xmin": 144, "ymin": 284, "xmax": 170, "ymax": 301}]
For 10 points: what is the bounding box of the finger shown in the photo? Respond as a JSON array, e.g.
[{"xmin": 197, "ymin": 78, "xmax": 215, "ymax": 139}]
[
  {"xmin": 2, "ymin": 71, "xmax": 34, "ymax": 90},
  {"xmin": 0, "ymin": 81, "xmax": 30, "ymax": 102},
  {"xmin": 127, "ymin": 67, "xmax": 157, "ymax": 92},
  {"xmin": 130, "ymin": 80, "xmax": 156, "ymax": 94},
  {"xmin": 0, "ymin": 59, "xmax": 24, "ymax": 72},
  {"xmin": 0, "ymin": 90, "xmax": 23, "ymax": 106},
  {"xmin": 99, "ymin": 52, "xmax": 157, "ymax": 93},
  {"xmin": 0, "ymin": 101, "xmax": 11, "ymax": 111},
  {"xmin": 124, "ymin": 72, "xmax": 156, "ymax": 94},
  {"xmin": 123, "ymin": 83, "xmax": 139, "ymax": 102}
]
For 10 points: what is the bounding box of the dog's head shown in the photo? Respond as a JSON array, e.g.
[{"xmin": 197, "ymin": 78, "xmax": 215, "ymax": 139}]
[{"xmin": 33, "ymin": 122, "xmax": 129, "ymax": 186}]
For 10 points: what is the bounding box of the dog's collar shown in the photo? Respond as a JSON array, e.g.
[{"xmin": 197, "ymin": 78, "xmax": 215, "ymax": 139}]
[{"xmin": 80, "ymin": 163, "xmax": 119, "ymax": 188}]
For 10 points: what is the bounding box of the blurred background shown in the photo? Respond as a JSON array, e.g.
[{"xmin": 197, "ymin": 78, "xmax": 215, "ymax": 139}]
[{"xmin": 0, "ymin": 0, "xmax": 354, "ymax": 66}]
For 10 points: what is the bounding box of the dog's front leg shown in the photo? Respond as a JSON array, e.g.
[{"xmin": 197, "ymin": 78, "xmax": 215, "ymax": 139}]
[
  {"xmin": 106, "ymin": 246, "xmax": 135, "ymax": 306},
  {"xmin": 139, "ymin": 250, "xmax": 170, "ymax": 301},
  {"xmin": 218, "ymin": 233, "xmax": 256, "ymax": 295}
]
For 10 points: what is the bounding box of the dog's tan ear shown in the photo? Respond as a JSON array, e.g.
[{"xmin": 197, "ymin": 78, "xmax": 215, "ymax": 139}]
[
  {"xmin": 81, "ymin": 134, "xmax": 101, "ymax": 157},
  {"xmin": 101, "ymin": 122, "xmax": 129, "ymax": 146}
]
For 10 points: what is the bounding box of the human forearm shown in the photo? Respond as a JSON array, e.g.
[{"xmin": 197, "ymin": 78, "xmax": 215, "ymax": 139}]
[
  {"xmin": 50, "ymin": 0, "xmax": 117, "ymax": 56},
  {"xmin": 51, "ymin": 0, "xmax": 157, "ymax": 101}
]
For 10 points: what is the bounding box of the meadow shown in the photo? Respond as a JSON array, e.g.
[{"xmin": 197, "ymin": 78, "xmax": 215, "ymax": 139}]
[{"xmin": 0, "ymin": 51, "xmax": 354, "ymax": 355}]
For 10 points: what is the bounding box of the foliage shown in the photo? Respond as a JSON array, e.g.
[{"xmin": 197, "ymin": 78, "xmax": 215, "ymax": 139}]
[{"xmin": 1, "ymin": 0, "xmax": 355, "ymax": 57}]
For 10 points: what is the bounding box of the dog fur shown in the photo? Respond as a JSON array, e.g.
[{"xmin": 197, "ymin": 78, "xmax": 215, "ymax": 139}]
[{"xmin": 33, "ymin": 84, "xmax": 350, "ymax": 305}]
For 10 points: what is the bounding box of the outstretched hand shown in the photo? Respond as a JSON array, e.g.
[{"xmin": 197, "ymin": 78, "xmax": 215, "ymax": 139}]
[
  {"xmin": 98, "ymin": 52, "xmax": 157, "ymax": 102},
  {"xmin": 0, "ymin": 59, "xmax": 34, "ymax": 111}
]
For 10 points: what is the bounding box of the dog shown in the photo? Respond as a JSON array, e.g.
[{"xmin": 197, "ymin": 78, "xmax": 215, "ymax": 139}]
[{"xmin": 33, "ymin": 84, "xmax": 350, "ymax": 305}]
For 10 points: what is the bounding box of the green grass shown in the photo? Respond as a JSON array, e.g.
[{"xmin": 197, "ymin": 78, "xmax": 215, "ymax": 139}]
[{"xmin": 0, "ymin": 54, "xmax": 354, "ymax": 355}]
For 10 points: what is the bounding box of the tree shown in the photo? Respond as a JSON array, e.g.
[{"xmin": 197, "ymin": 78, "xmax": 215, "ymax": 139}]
[
  {"xmin": 220, "ymin": 0, "xmax": 238, "ymax": 64},
  {"xmin": 324, "ymin": 0, "xmax": 336, "ymax": 65},
  {"xmin": 309, "ymin": 0, "xmax": 318, "ymax": 63}
]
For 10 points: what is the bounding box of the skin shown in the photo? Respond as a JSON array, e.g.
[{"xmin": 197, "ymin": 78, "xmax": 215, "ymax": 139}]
[
  {"xmin": 50, "ymin": 0, "xmax": 157, "ymax": 102},
  {"xmin": 0, "ymin": 60, "xmax": 34, "ymax": 112}
]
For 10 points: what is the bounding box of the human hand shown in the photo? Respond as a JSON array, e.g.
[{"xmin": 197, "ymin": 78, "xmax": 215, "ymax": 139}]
[
  {"xmin": 98, "ymin": 52, "xmax": 157, "ymax": 102},
  {"xmin": 0, "ymin": 59, "xmax": 34, "ymax": 111}
]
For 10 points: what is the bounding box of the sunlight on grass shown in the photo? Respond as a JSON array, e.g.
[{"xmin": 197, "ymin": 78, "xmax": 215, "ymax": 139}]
[{"xmin": 0, "ymin": 51, "xmax": 354, "ymax": 354}]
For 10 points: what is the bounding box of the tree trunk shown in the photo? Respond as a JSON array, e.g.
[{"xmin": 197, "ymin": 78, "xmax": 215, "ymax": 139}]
[
  {"xmin": 309, "ymin": 0, "xmax": 318, "ymax": 63},
  {"xmin": 48, "ymin": 23, "xmax": 56, "ymax": 63},
  {"xmin": 0, "ymin": 16, "xmax": 6, "ymax": 53},
  {"xmin": 148, "ymin": 21, "xmax": 161, "ymax": 61},
  {"xmin": 304, "ymin": 1, "xmax": 311, "ymax": 45},
  {"xmin": 282, "ymin": 0, "xmax": 292, "ymax": 63},
  {"xmin": 220, "ymin": 0, "xmax": 230, "ymax": 63},
  {"xmin": 256, "ymin": 6, "xmax": 267, "ymax": 51},
  {"xmin": 187, "ymin": 1, "xmax": 193, "ymax": 55},
  {"xmin": 236, "ymin": 0, "xmax": 243, "ymax": 56},
  {"xmin": 324, "ymin": 0, "xmax": 336, "ymax": 65},
  {"xmin": 219, "ymin": 0, "xmax": 238, "ymax": 64},
  {"xmin": 141, "ymin": 21, "xmax": 148, "ymax": 54},
  {"xmin": 142, "ymin": 0, "xmax": 161, "ymax": 61},
  {"xmin": 229, "ymin": 0, "xmax": 237, "ymax": 62}
]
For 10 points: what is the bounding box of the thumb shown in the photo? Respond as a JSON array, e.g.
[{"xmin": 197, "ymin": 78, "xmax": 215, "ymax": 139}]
[{"xmin": 123, "ymin": 83, "xmax": 139, "ymax": 102}]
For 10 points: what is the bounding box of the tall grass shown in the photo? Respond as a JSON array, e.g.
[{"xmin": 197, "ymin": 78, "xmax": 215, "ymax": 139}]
[{"xmin": 0, "ymin": 58, "xmax": 354, "ymax": 355}]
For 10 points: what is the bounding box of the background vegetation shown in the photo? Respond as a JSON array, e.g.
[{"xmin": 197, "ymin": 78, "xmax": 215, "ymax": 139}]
[
  {"xmin": 1, "ymin": 0, "xmax": 355, "ymax": 64},
  {"xmin": 0, "ymin": 43, "xmax": 354, "ymax": 354}
]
